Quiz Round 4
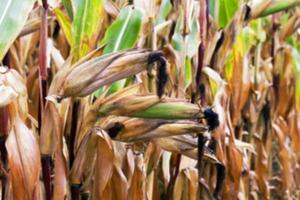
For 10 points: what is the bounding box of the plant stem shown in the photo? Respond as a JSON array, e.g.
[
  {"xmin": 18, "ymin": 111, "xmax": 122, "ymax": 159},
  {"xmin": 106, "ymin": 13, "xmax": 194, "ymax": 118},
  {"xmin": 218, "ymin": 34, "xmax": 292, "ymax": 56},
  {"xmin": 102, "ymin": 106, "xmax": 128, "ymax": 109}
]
[
  {"xmin": 81, "ymin": 192, "xmax": 90, "ymax": 200},
  {"xmin": 0, "ymin": 108, "xmax": 8, "ymax": 162},
  {"xmin": 197, "ymin": 0, "xmax": 209, "ymax": 198},
  {"xmin": 69, "ymin": 100, "xmax": 79, "ymax": 167},
  {"xmin": 41, "ymin": 156, "xmax": 52, "ymax": 200},
  {"xmin": 71, "ymin": 184, "xmax": 81, "ymax": 200},
  {"xmin": 197, "ymin": 135, "xmax": 207, "ymax": 177},
  {"xmin": 213, "ymin": 164, "xmax": 225, "ymax": 198},
  {"xmin": 196, "ymin": 0, "xmax": 209, "ymax": 89},
  {"xmin": 0, "ymin": 106, "xmax": 8, "ymax": 200},
  {"xmin": 39, "ymin": 0, "xmax": 48, "ymax": 108},
  {"xmin": 0, "ymin": 52, "xmax": 10, "ymax": 200},
  {"xmin": 40, "ymin": 1, "xmax": 52, "ymax": 200}
]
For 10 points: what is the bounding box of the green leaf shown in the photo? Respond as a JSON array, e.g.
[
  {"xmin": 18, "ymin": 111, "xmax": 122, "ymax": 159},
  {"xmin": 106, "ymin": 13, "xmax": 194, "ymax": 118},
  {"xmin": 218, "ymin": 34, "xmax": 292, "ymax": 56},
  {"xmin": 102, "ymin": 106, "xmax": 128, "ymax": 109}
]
[
  {"xmin": 218, "ymin": 0, "xmax": 239, "ymax": 28},
  {"xmin": 209, "ymin": 0, "xmax": 216, "ymax": 18},
  {"xmin": 53, "ymin": 8, "xmax": 72, "ymax": 45},
  {"xmin": 171, "ymin": 14, "xmax": 183, "ymax": 51},
  {"xmin": 0, "ymin": 0, "xmax": 35, "ymax": 61},
  {"xmin": 208, "ymin": 76, "xmax": 219, "ymax": 98},
  {"xmin": 292, "ymin": 36, "xmax": 300, "ymax": 111},
  {"xmin": 257, "ymin": 0, "xmax": 300, "ymax": 18},
  {"xmin": 186, "ymin": 15, "xmax": 199, "ymax": 58},
  {"xmin": 71, "ymin": 0, "xmax": 104, "ymax": 61},
  {"xmin": 292, "ymin": 47, "xmax": 300, "ymax": 74},
  {"xmin": 185, "ymin": 58, "xmax": 192, "ymax": 88},
  {"xmin": 225, "ymin": 29, "xmax": 248, "ymax": 81},
  {"xmin": 224, "ymin": 53, "xmax": 233, "ymax": 81},
  {"xmin": 100, "ymin": 6, "xmax": 144, "ymax": 54},
  {"xmin": 156, "ymin": 0, "xmax": 172, "ymax": 25},
  {"xmin": 62, "ymin": 0, "xmax": 74, "ymax": 19},
  {"xmin": 250, "ymin": 19, "xmax": 266, "ymax": 42},
  {"xmin": 73, "ymin": 0, "xmax": 80, "ymax": 13},
  {"xmin": 171, "ymin": 8, "xmax": 199, "ymax": 58},
  {"xmin": 99, "ymin": 6, "xmax": 144, "ymax": 94}
]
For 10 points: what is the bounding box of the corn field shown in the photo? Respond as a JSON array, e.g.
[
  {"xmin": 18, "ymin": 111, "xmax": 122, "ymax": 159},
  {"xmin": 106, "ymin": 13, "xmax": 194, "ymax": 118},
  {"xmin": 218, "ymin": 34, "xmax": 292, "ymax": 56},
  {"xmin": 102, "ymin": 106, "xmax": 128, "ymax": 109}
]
[{"xmin": 1, "ymin": 0, "xmax": 300, "ymax": 199}]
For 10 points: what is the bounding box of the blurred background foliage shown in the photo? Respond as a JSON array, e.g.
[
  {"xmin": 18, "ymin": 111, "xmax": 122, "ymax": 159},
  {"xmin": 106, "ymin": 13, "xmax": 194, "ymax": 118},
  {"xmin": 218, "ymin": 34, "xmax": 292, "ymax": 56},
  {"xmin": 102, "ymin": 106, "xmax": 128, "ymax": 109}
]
[{"xmin": 1, "ymin": 0, "xmax": 300, "ymax": 199}]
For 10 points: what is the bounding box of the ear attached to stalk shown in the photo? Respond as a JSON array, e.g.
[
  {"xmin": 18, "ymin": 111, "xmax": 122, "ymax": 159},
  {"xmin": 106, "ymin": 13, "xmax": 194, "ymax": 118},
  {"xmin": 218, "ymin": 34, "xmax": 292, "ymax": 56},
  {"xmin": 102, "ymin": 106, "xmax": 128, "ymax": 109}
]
[
  {"xmin": 148, "ymin": 52, "xmax": 168, "ymax": 98},
  {"xmin": 49, "ymin": 49, "xmax": 169, "ymax": 100}
]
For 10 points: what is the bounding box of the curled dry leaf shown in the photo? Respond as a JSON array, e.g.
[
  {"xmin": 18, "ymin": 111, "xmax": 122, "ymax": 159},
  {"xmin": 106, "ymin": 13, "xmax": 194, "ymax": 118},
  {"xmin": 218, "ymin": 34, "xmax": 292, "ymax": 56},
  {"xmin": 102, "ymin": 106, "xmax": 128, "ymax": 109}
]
[
  {"xmin": 173, "ymin": 168, "xmax": 198, "ymax": 200},
  {"xmin": 128, "ymin": 154, "xmax": 146, "ymax": 200},
  {"xmin": 6, "ymin": 112, "xmax": 41, "ymax": 200},
  {"xmin": 0, "ymin": 66, "xmax": 27, "ymax": 110},
  {"xmin": 92, "ymin": 129, "xmax": 114, "ymax": 199},
  {"xmin": 0, "ymin": 85, "xmax": 18, "ymax": 107},
  {"xmin": 70, "ymin": 130, "xmax": 98, "ymax": 185},
  {"xmin": 40, "ymin": 101, "xmax": 60, "ymax": 155}
]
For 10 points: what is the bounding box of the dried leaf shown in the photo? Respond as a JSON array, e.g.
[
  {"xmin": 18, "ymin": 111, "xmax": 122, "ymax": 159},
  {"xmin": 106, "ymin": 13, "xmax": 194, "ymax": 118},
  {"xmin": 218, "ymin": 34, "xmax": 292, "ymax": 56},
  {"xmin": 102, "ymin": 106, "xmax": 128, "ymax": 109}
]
[{"xmin": 6, "ymin": 112, "xmax": 41, "ymax": 200}]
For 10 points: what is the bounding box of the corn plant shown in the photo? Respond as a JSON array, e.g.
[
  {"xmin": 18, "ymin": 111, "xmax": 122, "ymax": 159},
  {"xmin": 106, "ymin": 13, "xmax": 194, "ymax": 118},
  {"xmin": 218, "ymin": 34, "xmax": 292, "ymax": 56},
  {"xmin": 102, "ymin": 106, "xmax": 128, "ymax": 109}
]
[{"xmin": 1, "ymin": 0, "xmax": 300, "ymax": 199}]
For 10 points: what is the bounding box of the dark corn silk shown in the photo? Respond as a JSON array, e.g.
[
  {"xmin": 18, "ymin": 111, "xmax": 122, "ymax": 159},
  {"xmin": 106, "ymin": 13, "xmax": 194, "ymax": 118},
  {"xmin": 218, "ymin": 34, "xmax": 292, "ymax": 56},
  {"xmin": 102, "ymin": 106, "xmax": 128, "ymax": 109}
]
[
  {"xmin": 106, "ymin": 122, "xmax": 125, "ymax": 139},
  {"xmin": 204, "ymin": 108, "xmax": 219, "ymax": 131},
  {"xmin": 148, "ymin": 52, "xmax": 168, "ymax": 98}
]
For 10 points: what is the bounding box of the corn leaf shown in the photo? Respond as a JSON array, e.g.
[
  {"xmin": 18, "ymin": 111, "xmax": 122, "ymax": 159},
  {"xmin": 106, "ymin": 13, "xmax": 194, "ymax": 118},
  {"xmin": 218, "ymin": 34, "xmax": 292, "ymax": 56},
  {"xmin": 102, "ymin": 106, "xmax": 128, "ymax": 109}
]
[
  {"xmin": 0, "ymin": 0, "xmax": 35, "ymax": 60},
  {"xmin": 100, "ymin": 6, "xmax": 143, "ymax": 54},
  {"xmin": 257, "ymin": 0, "xmax": 300, "ymax": 18},
  {"xmin": 6, "ymin": 115, "xmax": 41, "ymax": 200},
  {"xmin": 156, "ymin": 0, "xmax": 172, "ymax": 25},
  {"xmin": 53, "ymin": 8, "xmax": 72, "ymax": 45},
  {"xmin": 71, "ymin": 0, "xmax": 104, "ymax": 61},
  {"xmin": 62, "ymin": 0, "xmax": 74, "ymax": 19},
  {"xmin": 218, "ymin": 0, "xmax": 239, "ymax": 28}
]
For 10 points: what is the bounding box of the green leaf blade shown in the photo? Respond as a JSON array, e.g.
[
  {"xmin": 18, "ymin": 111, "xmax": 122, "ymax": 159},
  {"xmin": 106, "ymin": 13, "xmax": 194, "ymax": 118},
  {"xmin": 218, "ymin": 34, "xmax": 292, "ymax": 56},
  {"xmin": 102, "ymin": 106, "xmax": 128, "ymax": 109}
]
[
  {"xmin": 101, "ymin": 6, "xmax": 144, "ymax": 54},
  {"xmin": 71, "ymin": 0, "xmax": 104, "ymax": 61},
  {"xmin": 0, "ymin": 0, "xmax": 35, "ymax": 60},
  {"xmin": 218, "ymin": 0, "xmax": 239, "ymax": 28},
  {"xmin": 53, "ymin": 8, "xmax": 72, "ymax": 45}
]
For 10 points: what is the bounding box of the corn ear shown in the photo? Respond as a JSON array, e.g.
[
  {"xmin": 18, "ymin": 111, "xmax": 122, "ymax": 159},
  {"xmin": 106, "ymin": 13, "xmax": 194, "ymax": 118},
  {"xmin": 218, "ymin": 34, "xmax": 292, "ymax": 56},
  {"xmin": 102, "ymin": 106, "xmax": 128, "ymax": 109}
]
[
  {"xmin": 49, "ymin": 49, "xmax": 168, "ymax": 98},
  {"xmin": 94, "ymin": 85, "xmax": 204, "ymax": 119},
  {"xmin": 98, "ymin": 116, "xmax": 208, "ymax": 142},
  {"xmin": 129, "ymin": 102, "xmax": 204, "ymax": 119},
  {"xmin": 75, "ymin": 85, "xmax": 217, "ymax": 149}
]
